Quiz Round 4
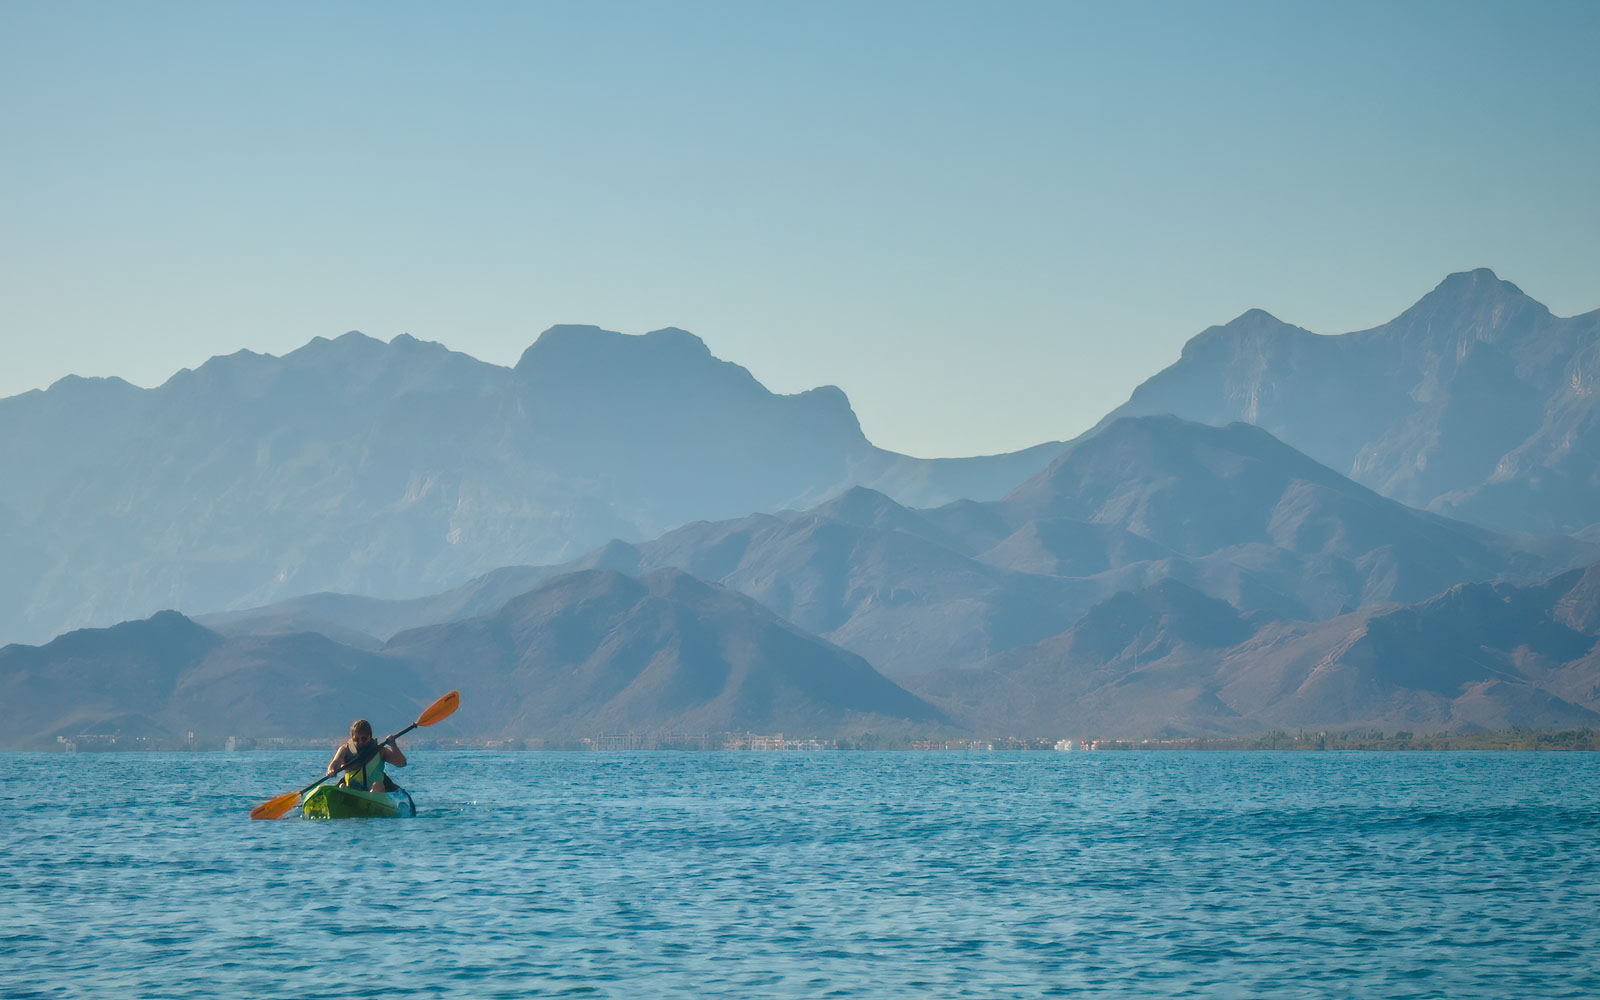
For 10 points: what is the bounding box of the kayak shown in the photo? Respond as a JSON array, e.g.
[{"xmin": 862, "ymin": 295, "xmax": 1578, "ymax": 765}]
[
  {"xmin": 301, "ymin": 784, "xmax": 416, "ymax": 819},
  {"xmin": 302, "ymin": 784, "xmax": 415, "ymax": 819}
]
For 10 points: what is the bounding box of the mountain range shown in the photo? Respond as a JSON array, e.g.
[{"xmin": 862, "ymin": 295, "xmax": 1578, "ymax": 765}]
[
  {"xmin": 4, "ymin": 269, "xmax": 1597, "ymax": 742},
  {"xmin": 0, "ymin": 326, "xmax": 1061, "ymax": 645},
  {"xmin": 0, "ymin": 568, "xmax": 940, "ymax": 748},
  {"xmin": 913, "ymin": 564, "xmax": 1600, "ymax": 737},
  {"xmin": 7, "ymin": 552, "xmax": 1596, "ymax": 748},
  {"xmin": 1104, "ymin": 269, "xmax": 1600, "ymax": 536},
  {"xmin": 201, "ymin": 416, "xmax": 1572, "ymax": 677}
]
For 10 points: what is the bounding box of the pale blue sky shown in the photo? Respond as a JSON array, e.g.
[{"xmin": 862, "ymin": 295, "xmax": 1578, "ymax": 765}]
[{"xmin": 2, "ymin": 0, "xmax": 1596, "ymax": 456}]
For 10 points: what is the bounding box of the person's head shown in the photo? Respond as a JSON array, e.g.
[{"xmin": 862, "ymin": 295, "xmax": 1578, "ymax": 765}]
[{"xmin": 349, "ymin": 719, "xmax": 373, "ymax": 747}]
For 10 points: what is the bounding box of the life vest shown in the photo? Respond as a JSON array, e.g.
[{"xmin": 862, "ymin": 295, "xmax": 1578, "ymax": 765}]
[{"xmin": 339, "ymin": 742, "xmax": 386, "ymax": 790}]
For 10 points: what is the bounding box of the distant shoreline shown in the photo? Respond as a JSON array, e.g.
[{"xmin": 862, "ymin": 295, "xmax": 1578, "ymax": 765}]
[{"xmin": 20, "ymin": 728, "xmax": 1600, "ymax": 754}]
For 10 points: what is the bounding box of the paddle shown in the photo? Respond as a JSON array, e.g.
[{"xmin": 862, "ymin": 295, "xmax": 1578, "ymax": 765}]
[{"xmin": 248, "ymin": 690, "xmax": 460, "ymax": 820}]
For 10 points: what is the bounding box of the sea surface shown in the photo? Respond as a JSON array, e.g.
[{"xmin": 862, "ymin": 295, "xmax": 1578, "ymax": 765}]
[{"xmin": 3, "ymin": 751, "xmax": 1597, "ymax": 999}]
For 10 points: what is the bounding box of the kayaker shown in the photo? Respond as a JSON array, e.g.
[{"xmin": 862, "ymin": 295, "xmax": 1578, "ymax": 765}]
[{"xmin": 325, "ymin": 719, "xmax": 407, "ymax": 794}]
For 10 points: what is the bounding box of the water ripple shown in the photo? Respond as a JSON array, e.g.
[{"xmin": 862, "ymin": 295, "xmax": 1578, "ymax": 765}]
[{"xmin": 1, "ymin": 751, "xmax": 1597, "ymax": 998}]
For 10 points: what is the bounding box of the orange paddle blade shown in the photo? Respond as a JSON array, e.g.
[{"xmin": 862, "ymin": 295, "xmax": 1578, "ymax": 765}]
[
  {"xmin": 249, "ymin": 790, "xmax": 302, "ymax": 821},
  {"xmin": 416, "ymin": 690, "xmax": 460, "ymax": 728}
]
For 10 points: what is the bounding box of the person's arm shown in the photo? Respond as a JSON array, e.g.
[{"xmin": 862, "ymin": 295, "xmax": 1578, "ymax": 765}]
[
  {"xmin": 380, "ymin": 741, "xmax": 407, "ymax": 768},
  {"xmin": 325, "ymin": 744, "xmax": 350, "ymax": 776}
]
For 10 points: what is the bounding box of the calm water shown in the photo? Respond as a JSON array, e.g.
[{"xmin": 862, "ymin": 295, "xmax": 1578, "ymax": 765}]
[{"xmin": 2, "ymin": 751, "xmax": 1597, "ymax": 999}]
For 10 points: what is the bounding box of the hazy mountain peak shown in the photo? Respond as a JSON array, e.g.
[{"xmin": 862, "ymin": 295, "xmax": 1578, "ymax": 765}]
[
  {"xmin": 379, "ymin": 563, "xmax": 944, "ymax": 737},
  {"xmin": 1391, "ymin": 267, "xmax": 1549, "ymax": 337},
  {"xmin": 1179, "ymin": 309, "xmax": 1313, "ymax": 363},
  {"xmin": 515, "ymin": 324, "xmax": 604, "ymax": 367},
  {"xmin": 813, "ymin": 486, "xmax": 909, "ymax": 521},
  {"xmin": 1432, "ymin": 267, "xmax": 1523, "ymax": 299},
  {"xmin": 12, "ymin": 608, "xmax": 222, "ymax": 662},
  {"xmin": 517, "ymin": 324, "xmax": 715, "ymax": 371},
  {"xmin": 39, "ymin": 373, "xmax": 142, "ymax": 397},
  {"xmin": 643, "ymin": 327, "xmax": 712, "ymax": 353},
  {"xmin": 993, "ymin": 413, "xmax": 1538, "ymax": 619},
  {"xmin": 576, "ymin": 539, "xmax": 645, "ymax": 575},
  {"xmin": 1040, "ymin": 414, "xmax": 1321, "ymax": 478},
  {"xmin": 530, "ymin": 322, "xmax": 607, "ymax": 339},
  {"xmin": 799, "ymin": 383, "xmax": 850, "ymax": 403},
  {"xmin": 638, "ymin": 564, "xmax": 724, "ymax": 604},
  {"xmin": 154, "ymin": 330, "xmax": 501, "ymax": 404},
  {"xmin": 285, "ymin": 330, "xmax": 387, "ymax": 363},
  {"xmin": 492, "ymin": 567, "xmax": 643, "ymax": 621},
  {"xmin": 384, "ymin": 332, "xmax": 464, "ymax": 359},
  {"xmin": 159, "ymin": 348, "xmax": 275, "ymax": 393},
  {"xmin": 504, "ymin": 323, "xmax": 874, "ymax": 528},
  {"xmin": 1231, "ymin": 307, "xmax": 1287, "ymax": 327}
]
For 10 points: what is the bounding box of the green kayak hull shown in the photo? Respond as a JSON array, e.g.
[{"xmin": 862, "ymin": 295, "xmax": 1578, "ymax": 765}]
[{"xmin": 302, "ymin": 784, "xmax": 416, "ymax": 819}]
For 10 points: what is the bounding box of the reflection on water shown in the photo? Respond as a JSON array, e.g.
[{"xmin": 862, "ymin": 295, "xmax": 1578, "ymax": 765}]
[{"xmin": 3, "ymin": 751, "xmax": 1598, "ymax": 998}]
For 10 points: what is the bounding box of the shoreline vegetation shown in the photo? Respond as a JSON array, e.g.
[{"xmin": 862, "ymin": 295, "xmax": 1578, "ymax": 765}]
[{"xmin": 40, "ymin": 728, "xmax": 1600, "ymax": 753}]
